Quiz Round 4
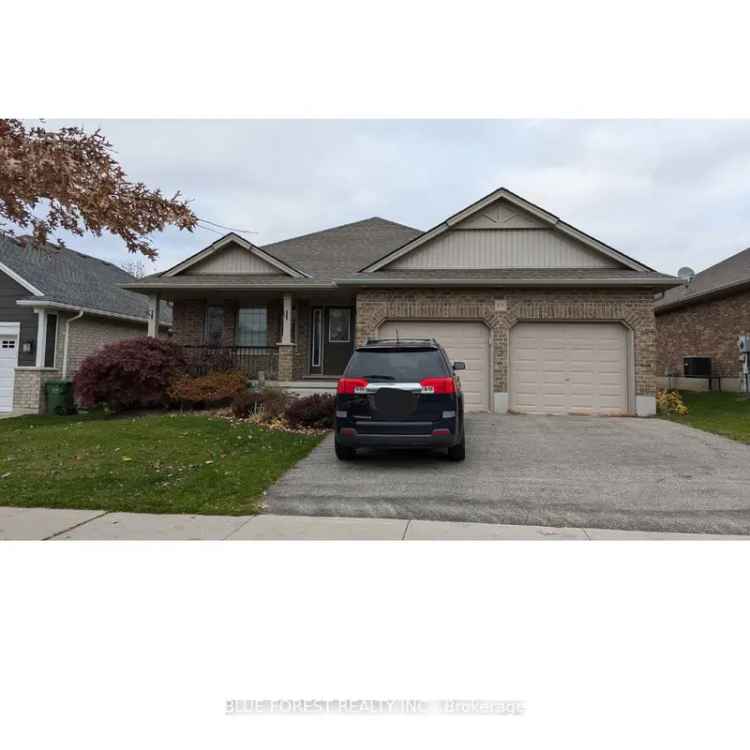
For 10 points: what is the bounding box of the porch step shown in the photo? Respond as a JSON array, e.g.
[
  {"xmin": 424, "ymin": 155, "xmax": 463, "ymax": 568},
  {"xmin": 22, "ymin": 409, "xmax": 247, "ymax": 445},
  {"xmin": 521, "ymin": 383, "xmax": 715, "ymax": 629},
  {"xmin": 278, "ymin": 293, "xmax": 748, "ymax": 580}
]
[{"xmin": 253, "ymin": 380, "xmax": 338, "ymax": 395}]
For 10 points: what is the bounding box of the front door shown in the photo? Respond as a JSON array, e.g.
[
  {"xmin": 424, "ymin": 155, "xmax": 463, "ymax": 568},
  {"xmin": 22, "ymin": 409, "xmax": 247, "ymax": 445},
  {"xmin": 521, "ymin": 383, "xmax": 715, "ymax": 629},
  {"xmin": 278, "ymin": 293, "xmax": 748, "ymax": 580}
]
[{"xmin": 310, "ymin": 307, "xmax": 354, "ymax": 376}]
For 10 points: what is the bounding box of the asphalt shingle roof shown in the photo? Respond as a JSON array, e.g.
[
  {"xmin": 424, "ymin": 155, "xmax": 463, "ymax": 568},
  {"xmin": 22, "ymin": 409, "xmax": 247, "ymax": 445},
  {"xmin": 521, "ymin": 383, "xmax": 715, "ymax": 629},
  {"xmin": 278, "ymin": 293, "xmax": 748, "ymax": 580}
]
[
  {"xmin": 259, "ymin": 217, "xmax": 422, "ymax": 282},
  {"xmin": 0, "ymin": 234, "xmax": 172, "ymax": 323},
  {"xmin": 656, "ymin": 247, "xmax": 750, "ymax": 311}
]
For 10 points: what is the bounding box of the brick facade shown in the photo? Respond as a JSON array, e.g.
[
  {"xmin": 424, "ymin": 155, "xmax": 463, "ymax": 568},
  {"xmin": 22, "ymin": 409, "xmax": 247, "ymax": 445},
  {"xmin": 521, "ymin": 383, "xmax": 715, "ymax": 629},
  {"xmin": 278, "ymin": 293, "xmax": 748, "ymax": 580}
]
[
  {"xmin": 65, "ymin": 315, "xmax": 146, "ymax": 374},
  {"xmin": 656, "ymin": 288, "xmax": 750, "ymax": 383},
  {"xmin": 355, "ymin": 287, "xmax": 659, "ymax": 397},
  {"xmin": 12, "ymin": 367, "xmax": 60, "ymax": 413}
]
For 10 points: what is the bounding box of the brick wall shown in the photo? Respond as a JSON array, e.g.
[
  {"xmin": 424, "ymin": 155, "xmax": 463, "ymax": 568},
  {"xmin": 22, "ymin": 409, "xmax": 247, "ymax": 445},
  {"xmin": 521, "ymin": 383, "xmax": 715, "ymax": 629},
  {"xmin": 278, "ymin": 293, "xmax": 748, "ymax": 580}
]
[
  {"xmin": 13, "ymin": 368, "xmax": 60, "ymax": 413},
  {"xmin": 65, "ymin": 315, "xmax": 146, "ymax": 375},
  {"xmin": 356, "ymin": 287, "xmax": 658, "ymax": 396},
  {"xmin": 656, "ymin": 288, "xmax": 750, "ymax": 380}
]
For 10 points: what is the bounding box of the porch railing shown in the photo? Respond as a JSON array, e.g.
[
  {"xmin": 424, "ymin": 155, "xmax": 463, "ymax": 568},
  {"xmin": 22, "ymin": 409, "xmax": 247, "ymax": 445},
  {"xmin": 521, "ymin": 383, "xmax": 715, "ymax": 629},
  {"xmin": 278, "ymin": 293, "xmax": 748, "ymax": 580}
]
[{"xmin": 180, "ymin": 346, "xmax": 278, "ymax": 379}]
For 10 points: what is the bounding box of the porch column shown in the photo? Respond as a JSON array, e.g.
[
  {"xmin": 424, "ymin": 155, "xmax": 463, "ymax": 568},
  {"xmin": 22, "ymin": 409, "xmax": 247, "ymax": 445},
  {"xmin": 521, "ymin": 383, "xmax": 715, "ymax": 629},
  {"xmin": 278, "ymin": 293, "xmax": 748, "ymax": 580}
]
[
  {"xmin": 281, "ymin": 293, "xmax": 293, "ymax": 344},
  {"xmin": 35, "ymin": 309, "xmax": 48, "ymax": 368},
  {"xmin": 277, "ymin": 293, "xmax": 295, "ymax": 381},
  {"xmin": 147, "ymin": 293, "xmax": 160, "ymax": 337}
]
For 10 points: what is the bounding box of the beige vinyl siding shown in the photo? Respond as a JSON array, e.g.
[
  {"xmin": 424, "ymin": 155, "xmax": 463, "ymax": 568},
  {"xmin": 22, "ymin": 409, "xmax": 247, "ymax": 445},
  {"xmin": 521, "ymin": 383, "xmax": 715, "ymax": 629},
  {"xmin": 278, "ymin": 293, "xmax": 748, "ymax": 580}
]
[
  {"xmin": 457, "ymin": 201, "xmax": 548, "ymax": 229},
  {"xmin": 190, "ymin": 245, "xmax": 280, "ymax": 274},
  {"xmin": 389, "ymin": 228, "xmax": 621, "ymax": 270},
  {"xmin": 509, "ymin": 322, "xmax": 629, "ymax": 416},
  {"xmin": 377, "ymin": 320, "xmax": 490, "ymax": 412}
]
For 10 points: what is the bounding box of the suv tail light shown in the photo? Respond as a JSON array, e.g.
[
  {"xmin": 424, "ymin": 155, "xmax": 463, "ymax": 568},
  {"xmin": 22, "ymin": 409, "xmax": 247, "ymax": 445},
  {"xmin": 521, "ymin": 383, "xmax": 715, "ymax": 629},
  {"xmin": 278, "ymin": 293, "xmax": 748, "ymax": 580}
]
[
  {"xmin": 419, "ymin": 376, "xmax": 455, "ymax": 395},
  {"xmin": 337, "ymin": 377, "xmax": 368, "ymax": 395}
]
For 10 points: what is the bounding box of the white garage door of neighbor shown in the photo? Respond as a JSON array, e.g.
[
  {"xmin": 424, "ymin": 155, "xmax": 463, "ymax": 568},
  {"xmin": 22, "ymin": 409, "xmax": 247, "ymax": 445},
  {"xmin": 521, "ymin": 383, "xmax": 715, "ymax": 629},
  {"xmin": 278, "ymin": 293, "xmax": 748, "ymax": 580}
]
[
  {"xmin": 377, "ymin": 320, "xmax": 490, "ymax": 411},
  {"xmin": 510, "ymin": 322, "xmax": 629, "ymax": 416},
  {"xmin": 0, "ymin": 333, "xmax": 19, "ymax": 412}
]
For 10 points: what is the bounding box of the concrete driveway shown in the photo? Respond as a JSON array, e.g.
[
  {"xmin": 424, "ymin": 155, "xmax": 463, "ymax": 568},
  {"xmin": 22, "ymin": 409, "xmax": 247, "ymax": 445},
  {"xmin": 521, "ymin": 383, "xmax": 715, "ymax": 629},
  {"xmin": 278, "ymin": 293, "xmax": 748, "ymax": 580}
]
[{"xmin": 262, "ymin": 414, "xmax": 750, "ymax": 535}]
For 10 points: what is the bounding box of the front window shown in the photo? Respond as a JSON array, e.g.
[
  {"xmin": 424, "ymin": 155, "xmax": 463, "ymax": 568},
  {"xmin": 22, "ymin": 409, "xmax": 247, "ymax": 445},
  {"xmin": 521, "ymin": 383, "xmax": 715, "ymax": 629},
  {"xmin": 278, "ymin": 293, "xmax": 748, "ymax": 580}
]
[
  {"xmin": 205, "ymin": 305, "xmax": 224, "ymax": 346},
  {"xmin": 328, "ymin": 308, "xmax": 351, "ymax": 343},
  {"xmin": 237, "ymin": 307, "xmax": 268, "ymax": 347},
  {"xmin": 44, "ymin": 313, "xmax": 58, "ymax": 368}
]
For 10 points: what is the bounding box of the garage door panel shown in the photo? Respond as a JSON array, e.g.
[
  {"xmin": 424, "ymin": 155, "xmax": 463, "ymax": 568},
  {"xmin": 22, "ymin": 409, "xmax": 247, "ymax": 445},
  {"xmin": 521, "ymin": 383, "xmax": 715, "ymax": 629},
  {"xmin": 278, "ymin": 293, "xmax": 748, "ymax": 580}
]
[
  {"xmin": 378, "ymin": 320, "xmax": 490, "ymax": 412},
  {"xmin": 510, "ymin": 323, "xmax": 628, "ymax": 416},
  {"xmin": 0, "ymin": 334, "xmax": 19, "ymax": 412}
]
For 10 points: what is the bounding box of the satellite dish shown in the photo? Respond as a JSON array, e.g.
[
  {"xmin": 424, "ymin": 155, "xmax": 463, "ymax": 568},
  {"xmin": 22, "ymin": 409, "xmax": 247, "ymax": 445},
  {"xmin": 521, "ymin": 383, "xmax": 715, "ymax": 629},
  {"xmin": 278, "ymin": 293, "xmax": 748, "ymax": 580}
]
[{"xmin": 677, "ymin": 266, "xmax": 695, "ymax": 282}]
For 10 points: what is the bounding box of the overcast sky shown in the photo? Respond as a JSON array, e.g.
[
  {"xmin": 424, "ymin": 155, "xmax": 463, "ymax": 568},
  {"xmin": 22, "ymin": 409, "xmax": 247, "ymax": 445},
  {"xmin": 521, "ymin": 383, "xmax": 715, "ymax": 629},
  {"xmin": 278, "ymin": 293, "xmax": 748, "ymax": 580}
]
[{"xmin": 29, "ymin": 120, "xmax": 750, "ymax": 276}]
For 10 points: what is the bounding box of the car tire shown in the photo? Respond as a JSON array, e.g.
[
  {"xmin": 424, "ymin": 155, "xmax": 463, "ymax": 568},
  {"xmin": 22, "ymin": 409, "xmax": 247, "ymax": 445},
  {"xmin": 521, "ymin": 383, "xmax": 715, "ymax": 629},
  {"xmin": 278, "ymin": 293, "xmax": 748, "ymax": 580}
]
[
  {"xmin": 335, "ymin": 442, "xmax": 356, "ymax": 461},
  {"xmin": 447, "ymin": 434, "xmax": 466, "ymax": 462}
]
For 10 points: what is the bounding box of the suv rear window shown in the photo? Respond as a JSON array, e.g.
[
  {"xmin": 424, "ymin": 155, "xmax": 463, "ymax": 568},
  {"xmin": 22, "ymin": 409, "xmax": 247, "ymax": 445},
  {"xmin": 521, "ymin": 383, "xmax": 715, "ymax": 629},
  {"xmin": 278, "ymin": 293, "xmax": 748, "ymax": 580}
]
[{"xmin": 344, "ymin": 348, "xmax": 449, "ymax": 381}]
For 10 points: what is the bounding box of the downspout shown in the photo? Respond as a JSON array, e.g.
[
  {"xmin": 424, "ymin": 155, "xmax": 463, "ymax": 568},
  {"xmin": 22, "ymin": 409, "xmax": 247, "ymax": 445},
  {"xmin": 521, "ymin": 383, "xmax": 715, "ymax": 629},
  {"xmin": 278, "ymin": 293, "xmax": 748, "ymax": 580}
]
[{"xmin": 62, "ymin": 310, "xmax": 85, "ymax": 379}]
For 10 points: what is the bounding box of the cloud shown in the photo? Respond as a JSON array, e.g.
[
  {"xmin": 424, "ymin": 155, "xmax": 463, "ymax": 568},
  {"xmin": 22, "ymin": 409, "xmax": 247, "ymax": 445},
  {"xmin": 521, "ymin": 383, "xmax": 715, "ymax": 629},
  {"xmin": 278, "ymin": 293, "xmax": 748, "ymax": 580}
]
[{"xmin": 19, "ymin": 119, "xmax": 750, "ymax": 275}]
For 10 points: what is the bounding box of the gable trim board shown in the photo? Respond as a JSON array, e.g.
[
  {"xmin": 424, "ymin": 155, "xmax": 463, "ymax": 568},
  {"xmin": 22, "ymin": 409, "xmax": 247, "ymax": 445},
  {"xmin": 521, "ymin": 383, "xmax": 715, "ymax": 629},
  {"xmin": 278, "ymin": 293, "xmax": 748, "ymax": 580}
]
[
  {"xmin": 15, "ymin": 299, "xmax": 159, "ymax": 327},
  {"xmin": 163, "ymin": 233, "xmax": 310, "ymax": 279},
  {"xmin": 335, "ymin": 276, "xmax": 679, "ymax": 288},
  {"xmin": 0, "ymin": 260, "xmax": 44, "ymax": 296},
  {"xmin": 360, "ymin": 188, "xmax": 652, "ymax": 273}
]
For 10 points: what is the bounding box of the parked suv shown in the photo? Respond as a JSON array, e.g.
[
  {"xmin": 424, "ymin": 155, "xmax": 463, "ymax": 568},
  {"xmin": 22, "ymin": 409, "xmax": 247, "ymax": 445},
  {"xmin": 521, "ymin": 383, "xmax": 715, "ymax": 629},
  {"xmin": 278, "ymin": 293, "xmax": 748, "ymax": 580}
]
[{"xmin": 334, "ymin": 338, "xmax": 466, "ymax": 461}]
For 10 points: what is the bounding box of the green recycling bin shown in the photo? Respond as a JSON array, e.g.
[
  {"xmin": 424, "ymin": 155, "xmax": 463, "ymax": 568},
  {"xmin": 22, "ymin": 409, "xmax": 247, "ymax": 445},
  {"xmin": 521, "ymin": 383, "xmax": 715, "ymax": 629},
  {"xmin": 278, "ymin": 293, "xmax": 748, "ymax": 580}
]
[{"xmin": 46, "ymin": 380, "xmax": 75, "ymax": 416}]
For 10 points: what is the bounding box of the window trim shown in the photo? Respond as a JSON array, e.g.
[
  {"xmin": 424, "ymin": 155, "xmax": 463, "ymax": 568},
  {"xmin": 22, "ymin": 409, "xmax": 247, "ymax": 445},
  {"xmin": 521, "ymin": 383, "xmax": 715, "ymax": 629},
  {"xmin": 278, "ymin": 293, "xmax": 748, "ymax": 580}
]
[
  {"xmin": 328, "ymin": 307, "xmax": 351, "ymax": 343},
  {"xmin": 311, "ymin": 308, "xmax": 323, "ymax": 367}
]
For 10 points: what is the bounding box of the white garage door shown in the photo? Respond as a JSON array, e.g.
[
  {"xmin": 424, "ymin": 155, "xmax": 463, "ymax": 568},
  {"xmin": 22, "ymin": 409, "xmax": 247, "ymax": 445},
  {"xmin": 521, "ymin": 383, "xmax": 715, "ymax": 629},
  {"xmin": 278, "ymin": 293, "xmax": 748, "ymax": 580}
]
[
  {"xmin": 510, "ymin": 322, "xmax": 629, "ymax": 416},
  {"xmin": 0, "ymin": 332, "xmax": 19, "ymax": 412},
  {"xmin": 378, "ymin": 320, "xmax": 490, "ymax": 411}
]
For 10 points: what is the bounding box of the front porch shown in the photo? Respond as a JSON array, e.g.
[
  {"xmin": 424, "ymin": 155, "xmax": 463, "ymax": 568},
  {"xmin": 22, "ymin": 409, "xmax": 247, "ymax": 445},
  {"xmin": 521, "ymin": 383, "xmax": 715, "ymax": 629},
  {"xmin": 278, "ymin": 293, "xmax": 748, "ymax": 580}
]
[{"xmin": 148, "ymin": 290, "xmax": 356, "ymax": 384}]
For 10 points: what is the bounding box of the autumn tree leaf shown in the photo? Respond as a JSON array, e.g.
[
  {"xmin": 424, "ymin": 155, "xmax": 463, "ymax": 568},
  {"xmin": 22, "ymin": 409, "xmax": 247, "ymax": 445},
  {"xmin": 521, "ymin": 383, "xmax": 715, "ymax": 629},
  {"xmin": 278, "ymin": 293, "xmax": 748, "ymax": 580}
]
[{"xmin": 0, "ymin": 119, "xmax": 198, "ymax": 258}]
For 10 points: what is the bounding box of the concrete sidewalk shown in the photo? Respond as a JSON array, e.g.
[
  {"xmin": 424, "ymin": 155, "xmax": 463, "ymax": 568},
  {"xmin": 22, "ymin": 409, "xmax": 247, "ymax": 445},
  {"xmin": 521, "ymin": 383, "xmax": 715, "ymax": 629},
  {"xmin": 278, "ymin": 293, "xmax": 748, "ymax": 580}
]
[{"xmin": 1, "ymin": 506, "xmax": 749, "ymax": 540}]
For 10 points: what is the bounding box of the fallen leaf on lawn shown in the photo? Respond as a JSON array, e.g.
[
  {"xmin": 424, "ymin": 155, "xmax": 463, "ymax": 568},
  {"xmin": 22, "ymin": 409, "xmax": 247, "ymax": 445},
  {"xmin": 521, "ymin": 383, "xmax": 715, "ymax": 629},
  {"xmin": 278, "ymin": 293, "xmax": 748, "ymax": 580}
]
[
  {"xmin": 122, "ymin": 456, "xmax": 133, "ymax": 462},
  {"xmin": 1, "ymin": 472, "xmax": 10, "ymax": 479},
  {"xmin": 205, "ymin": 460, "xmax": 214, "ymax": 464}
]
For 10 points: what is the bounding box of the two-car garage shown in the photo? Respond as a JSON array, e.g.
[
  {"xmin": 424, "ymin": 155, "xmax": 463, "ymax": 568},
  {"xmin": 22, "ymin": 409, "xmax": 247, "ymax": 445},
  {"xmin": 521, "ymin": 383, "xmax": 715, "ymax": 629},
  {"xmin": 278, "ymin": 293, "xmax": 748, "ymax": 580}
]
[{"xmin": 377, "ymin": 319, "xmax": 630, "ymax": 416}]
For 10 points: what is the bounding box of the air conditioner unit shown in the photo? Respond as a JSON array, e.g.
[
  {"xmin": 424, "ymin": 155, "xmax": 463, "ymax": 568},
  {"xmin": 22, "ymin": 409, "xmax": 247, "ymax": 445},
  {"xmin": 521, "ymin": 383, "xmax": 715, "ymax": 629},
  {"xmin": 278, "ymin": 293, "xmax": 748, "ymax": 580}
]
[{"xmin": 739, "ymin": 335, "xmax": 750, "ymax": 353}]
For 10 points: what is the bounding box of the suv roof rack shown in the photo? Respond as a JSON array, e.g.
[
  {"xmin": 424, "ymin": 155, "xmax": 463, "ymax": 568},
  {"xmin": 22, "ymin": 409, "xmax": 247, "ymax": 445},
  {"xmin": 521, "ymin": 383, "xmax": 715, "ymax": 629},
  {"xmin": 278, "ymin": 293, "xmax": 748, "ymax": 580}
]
[{"xmin": 361, "ymin": 337, "xmax": 440, "ymax": 348}]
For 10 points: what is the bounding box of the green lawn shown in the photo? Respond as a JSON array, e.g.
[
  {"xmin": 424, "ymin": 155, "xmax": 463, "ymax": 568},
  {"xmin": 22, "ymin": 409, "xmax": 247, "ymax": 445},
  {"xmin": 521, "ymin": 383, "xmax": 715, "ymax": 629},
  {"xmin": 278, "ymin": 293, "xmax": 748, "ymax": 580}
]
[
  {"xmin": 662, "ymin": 391, "xmax": 750, "ymax": 444},
  {"xmin": 0, "ymin": 412, "xmax": 323, "ymax": 515}
]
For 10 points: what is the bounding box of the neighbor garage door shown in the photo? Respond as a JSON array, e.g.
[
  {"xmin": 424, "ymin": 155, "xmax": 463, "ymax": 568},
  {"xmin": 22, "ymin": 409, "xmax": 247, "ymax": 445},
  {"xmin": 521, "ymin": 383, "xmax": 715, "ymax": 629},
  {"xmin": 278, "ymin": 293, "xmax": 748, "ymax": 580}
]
[
  {"xmin": 0, "ymin": 330, "xmax": 19, "ymax": 412},
  {"xmin": 510, "ymin": 322, "xmax": 629, "ymax": 416},
  {"xmin": 378, "ymin": 320, "xmax": 490, "ymax": 411}
]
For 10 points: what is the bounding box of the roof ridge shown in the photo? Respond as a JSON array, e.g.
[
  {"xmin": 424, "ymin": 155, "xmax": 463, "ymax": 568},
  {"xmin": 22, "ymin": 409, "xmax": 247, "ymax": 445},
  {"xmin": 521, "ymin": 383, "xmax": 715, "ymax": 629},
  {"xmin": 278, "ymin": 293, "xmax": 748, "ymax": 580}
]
[
  {"xmin": 692, "ymin": 245, "xmax": 750, "ymax": 276},
  {"xmin": 261, "ymin": 216, "xmax": 420, "ymax": 248}
]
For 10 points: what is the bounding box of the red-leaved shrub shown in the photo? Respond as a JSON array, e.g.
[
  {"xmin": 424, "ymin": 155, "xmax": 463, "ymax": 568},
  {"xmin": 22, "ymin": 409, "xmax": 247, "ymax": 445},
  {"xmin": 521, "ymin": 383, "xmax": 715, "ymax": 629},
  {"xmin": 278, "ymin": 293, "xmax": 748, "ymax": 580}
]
[
  {"xmin": 231, "ymin": 390, "xmax": 263, "ymax": 419},
  {"xmin": 74, "ymin": 337, "xmax": 187, "ymax": 412},
  {"xmin": 284, "ymin": 393, "xmax": 336, "ymax": 429},
  {"xmin": 168, "ymin": 371, "xmax": 248, "ymax": 407}
]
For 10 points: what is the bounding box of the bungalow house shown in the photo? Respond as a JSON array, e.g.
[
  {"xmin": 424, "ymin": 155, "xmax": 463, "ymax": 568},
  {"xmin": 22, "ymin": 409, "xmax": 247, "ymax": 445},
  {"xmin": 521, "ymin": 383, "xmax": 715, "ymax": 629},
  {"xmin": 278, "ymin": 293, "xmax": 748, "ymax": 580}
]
[
  {"xmin": 0, "ymin": 234, "xmax": 171, "ymax": 414},
  {"xmin": 123, "ymin": 187, "xmax": 681, "ymax": 416},
  {"xmin": 655, "ymin": 246, "xmax": 750, "ymax": 391}
]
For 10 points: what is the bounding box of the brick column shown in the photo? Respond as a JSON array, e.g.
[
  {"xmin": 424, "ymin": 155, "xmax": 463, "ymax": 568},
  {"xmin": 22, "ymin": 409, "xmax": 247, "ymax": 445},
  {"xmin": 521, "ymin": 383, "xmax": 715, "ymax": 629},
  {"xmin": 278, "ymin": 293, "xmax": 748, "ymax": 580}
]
[{"xmin": 277, "ymin": 343, "xmax": 295, "ymax": 381}]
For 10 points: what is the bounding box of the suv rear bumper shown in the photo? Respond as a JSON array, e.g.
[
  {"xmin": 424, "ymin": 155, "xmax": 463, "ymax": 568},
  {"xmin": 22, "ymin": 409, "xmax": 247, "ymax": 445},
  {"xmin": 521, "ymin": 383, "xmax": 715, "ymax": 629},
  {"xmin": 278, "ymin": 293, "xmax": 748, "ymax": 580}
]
[{"xmin": 335, "ymin": 427, "xmax": 458, "ymax": 449}]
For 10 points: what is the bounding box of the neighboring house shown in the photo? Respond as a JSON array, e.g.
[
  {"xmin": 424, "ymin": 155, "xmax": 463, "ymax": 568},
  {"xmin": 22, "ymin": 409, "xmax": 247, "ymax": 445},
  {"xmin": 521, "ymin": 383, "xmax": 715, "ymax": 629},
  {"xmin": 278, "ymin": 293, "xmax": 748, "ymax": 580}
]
[
  {"xmin": 0, "ymin": 234, "xmax": 171, "ymax": 414},
  {"xmin": 655, "ymin": 247, "xmax": 750, "ymax": 391},
  {"xmin": 123, "ymin": 187, "xmax": 680, "ymax": 416}
]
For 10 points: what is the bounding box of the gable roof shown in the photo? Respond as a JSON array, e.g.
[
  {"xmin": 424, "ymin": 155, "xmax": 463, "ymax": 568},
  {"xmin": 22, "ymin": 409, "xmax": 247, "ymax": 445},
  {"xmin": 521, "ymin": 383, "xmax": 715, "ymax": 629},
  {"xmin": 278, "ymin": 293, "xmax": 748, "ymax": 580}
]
[
  {"xmin": 0, "ymin": 233, "xmax": 171, "ymax": 324},
  {"xmin": 655, "ymin": 246, "xmax": 750, "ymax": 313},
  {"xmin": 124, "ymin": 217, "xmax": 423, "ymax": 291},
  {"xmin": 162, "ymin": 232, "xmax": 311, "ymax": 278},
  {"xmin": 360, "ymin": 187, "xmax": 654, "ymax": 273}
]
